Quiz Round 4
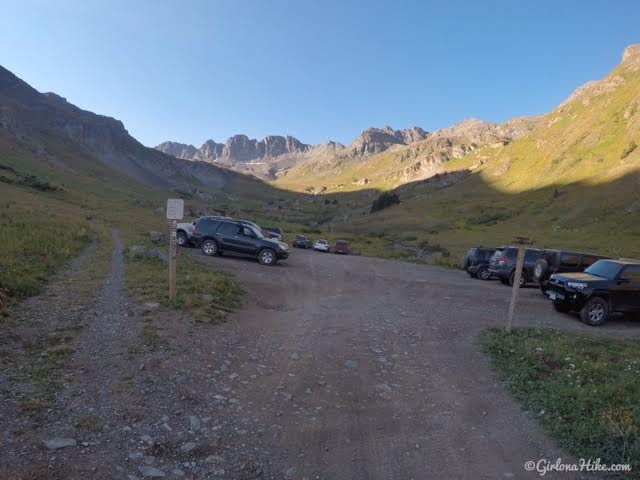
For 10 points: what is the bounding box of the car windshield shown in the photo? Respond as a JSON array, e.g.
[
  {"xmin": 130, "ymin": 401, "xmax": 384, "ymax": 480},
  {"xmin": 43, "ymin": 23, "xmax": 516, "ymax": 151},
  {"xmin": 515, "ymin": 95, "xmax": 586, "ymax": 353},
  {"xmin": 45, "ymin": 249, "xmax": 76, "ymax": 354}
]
[
  {"xmin": 584, "ymin": 260, "xmax": 622, "ymax": 280},
  {"xmin": 318, "ymin": 240, "xmax": 327, "ymax": 244}
]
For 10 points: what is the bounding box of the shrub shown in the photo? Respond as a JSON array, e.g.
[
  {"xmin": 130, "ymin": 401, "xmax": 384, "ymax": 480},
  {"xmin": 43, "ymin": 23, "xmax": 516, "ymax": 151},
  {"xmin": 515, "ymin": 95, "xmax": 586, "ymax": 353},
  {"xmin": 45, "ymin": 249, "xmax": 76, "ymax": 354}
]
[
  {"xmin": 370, "ymin": 192, "xmax": 400, "ymax": 213},
  {"xmin": 621, "ymin": 141, "xmax": 637, "ymax": 159}
]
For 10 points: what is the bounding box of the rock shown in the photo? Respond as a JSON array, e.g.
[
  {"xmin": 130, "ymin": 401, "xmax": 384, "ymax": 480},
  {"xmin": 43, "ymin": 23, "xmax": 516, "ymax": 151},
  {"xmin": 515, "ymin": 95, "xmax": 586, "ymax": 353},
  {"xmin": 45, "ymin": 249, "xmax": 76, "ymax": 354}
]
[
  {"xmin": 142, "ymin": 303, "xmax": 160, "ymax": 312},
  {"xmin": 188, "ymin": 415, "xmax": 201, "ymax": 432},
  {"xmin": 289, "ymin": 353, "xmax": 299, "ymax": 360},
  {"xmin": 149, "ymin": 231, "xmax": 165, "ymax": 245},
  {"xmin": 44, "ymin": 437, "xmax": 77, "ymax": 450},
  {"xmin": 181, "ymin": 442, "xmax": 197, "ymax": 453},
  {"xmin": 206, "ymin": 455, "xmax": 224, "ymax": 464},
  {"xmin": 129, "ymin": 451, "xmax": 144, "ymax": 461},
  {"xmin": 171, "ymin": 469, "xmax": 185, "ymax": 477},
  {"xmin": 200, "ymin": 294, "xmax": 215, "ymax": 302},
  {"xmin": 343, "ymin": 360, "xmax": 359, "ymax": 369},
  {"xmin": 284, "ymin": 466, "xmax": 297, "ymax": 479},
  {"xmin": 140, "ymin": 434, "xmax": 154, "ymax": 445},
  {"xmin": 137, "ymin": 465, "xmax": 166, "ymax": 477},
  {"xmin": 128, "ymin": 245, "xmax": 169, "ymax": 266}
]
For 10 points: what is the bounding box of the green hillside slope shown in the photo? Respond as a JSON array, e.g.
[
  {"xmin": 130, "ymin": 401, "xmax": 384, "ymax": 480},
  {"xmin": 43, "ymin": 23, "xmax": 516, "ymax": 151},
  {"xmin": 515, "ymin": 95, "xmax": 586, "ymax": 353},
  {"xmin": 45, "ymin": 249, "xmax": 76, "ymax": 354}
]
[{"xmin": 322, "ymin": 45, "xmax": 640, "ymax": 261}]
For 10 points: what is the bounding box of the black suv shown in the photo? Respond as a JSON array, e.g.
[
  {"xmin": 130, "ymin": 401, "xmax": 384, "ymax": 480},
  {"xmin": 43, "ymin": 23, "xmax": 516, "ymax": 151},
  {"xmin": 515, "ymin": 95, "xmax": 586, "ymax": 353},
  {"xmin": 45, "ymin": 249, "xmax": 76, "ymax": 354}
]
[
  {"xmin": 461, "ymin": 247, "xmax": 496, "ymax": 280},
  {"xmin": 546, "ymin": 259, "xmax": 640, "ymax": 325},
  {"xmin": 292, "ymin": 235, "xmax": 313, "ymax": 249},
  {"xmin": 191, "ymin": 218, "xmax": 289, "ymax": 266},
  {"xmin": 534, "ymin": 249, "xmax": 609, "ymax": 293},
  {"xmin": 488, "ymin": 246, "xmax": 542, "ymax": 287}
]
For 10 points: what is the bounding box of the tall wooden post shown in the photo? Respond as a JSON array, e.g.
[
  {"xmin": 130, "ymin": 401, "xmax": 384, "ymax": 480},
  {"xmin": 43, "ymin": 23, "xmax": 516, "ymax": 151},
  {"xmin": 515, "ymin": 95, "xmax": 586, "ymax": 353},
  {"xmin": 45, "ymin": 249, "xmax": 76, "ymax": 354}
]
[
  {"xmin": 506, "ymin": 236, "xmax": 533, "ymax": 333},
  {"xmin": 169, "ymin": 219, "xmax": 177, "ymax": 300},
  {"xmin": 166, "ymin": 199, "xmax": 184, "ymax": 301}
]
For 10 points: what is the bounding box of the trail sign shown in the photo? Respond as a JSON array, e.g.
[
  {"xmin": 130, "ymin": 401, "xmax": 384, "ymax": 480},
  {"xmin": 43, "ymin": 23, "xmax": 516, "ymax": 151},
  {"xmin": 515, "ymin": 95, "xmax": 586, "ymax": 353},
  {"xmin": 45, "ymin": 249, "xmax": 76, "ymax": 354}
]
[
  {"xmin": 166, "ymin": 198, "xmax": 183, "ymax": 299},
  {"xmin": 506, "ymin": 236, "xmax": 534, "ymax": 333},
  {"xmin": 166, "ymin": 199, "xmax": 184, "ymax": 220}
]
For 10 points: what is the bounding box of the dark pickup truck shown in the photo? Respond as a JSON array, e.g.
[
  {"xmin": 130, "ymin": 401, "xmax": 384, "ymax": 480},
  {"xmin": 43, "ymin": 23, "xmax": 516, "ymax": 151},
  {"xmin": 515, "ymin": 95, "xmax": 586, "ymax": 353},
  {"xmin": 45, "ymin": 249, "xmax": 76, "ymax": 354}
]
[{"xmin": 546, "ymin": 259, "xmax": 640, "ymax": 325}]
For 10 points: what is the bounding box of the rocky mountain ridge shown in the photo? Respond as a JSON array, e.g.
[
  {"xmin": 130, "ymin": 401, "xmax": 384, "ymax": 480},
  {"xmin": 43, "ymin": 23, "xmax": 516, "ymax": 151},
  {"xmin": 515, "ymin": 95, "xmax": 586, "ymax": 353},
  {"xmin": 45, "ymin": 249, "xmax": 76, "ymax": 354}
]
[
  {"xmin": 0, "ymin": 65, "xmax": 266, "ymax": 195},
  {"xmin": 155, "ymin": 126, "xmax": 430, "ymax": 176}
]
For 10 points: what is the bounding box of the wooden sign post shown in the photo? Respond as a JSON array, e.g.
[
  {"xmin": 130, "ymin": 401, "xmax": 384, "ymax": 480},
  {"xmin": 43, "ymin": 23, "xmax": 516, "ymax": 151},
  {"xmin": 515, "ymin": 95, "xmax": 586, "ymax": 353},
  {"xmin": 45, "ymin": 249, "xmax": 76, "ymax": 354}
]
[
  {"xmin": 166, "ymin": 199, "xmax": 184, "ymax": 300},
  {"xmin": 506, "ymin": 236, "xmax": 533, "ymax": 333}
]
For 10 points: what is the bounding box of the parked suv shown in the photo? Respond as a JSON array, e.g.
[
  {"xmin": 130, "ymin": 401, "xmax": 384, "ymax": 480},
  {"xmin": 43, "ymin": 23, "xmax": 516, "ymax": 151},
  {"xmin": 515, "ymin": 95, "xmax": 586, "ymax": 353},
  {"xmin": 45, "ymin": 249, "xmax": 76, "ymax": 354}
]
[
  {"xmin": 461, "ymin": 247, "xmax": 496, "ymax": 280},
  {"xmin": 534, "ymin": 249, "xmax": 609, "ymax": 293},
  {"xmin": 293, "ymin": 235, "xmax": 312, "ymax": 249},
  {"xmin": 191, "ymin": 218, "xmax": 289, "ymax": 265},
  {"xmin": 177, "ymin": 215, "xmax": 232, "ymax": 247},
  {"xmin": 546, "ymin": 259, "xmax": 640, "ymax": 325},
  {"xmin": 334, "ymin": 240, "xmax": 351, "ymax": 255},
  {"xmin": 489, "ymin": 246, "xmax": 542, "ymax": 287}
]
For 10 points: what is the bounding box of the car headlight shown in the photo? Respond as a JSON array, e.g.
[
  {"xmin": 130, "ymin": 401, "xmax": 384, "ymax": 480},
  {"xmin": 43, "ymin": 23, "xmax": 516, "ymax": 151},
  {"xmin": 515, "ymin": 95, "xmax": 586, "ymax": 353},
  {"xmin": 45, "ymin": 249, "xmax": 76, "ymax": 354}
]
[{"xmin": 567, "ymin": 281, "xmax": 587, "ymax": 291}]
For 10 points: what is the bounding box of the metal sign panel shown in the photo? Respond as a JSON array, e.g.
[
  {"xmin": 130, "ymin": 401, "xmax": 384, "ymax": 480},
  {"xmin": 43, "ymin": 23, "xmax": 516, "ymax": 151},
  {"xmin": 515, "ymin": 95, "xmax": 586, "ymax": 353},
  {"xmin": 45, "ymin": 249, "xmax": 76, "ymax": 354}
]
[{"xmin": 166, "ymin": 199, "xmax": 184, "ymax": 220}]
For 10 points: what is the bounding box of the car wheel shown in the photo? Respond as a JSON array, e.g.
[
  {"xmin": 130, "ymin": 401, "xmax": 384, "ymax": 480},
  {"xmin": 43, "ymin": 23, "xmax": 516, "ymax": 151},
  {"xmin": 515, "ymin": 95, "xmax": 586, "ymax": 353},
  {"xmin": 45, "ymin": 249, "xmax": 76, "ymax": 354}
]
[
  {"xmin": 177, "ymin": 231, "xmax": 188, "ymax": 247},
  {"xmin": 509, "ymin": 272, "xmax": 526, "ymax": 287},
  {"xmin": 477, "ymin": 267, "xmax": 491, "ymax": 281},
  {"xmin": 534, "ymin": 259, "xmax": 549, "ymax": 282},
  {"xmin": 258, "ymin": 248, "xmax": 277, "ymax": 266},
  {"xmin": 553, "ymin": 301, "xmax": 571, "ymax": 313},
  {"xmin": 201, "ymin": 239, "xmax": 218, "ymax": 256},
  {"xmin": 580, "ymin": 297, "xmax": 609, "ymax": 326}
]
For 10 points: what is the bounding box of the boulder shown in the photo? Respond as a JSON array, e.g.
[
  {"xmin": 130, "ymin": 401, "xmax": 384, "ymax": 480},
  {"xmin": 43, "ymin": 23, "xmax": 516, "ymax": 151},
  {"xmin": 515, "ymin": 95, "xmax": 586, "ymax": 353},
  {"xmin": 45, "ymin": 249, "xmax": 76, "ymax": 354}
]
[
  {"xmin": 149, "ymin": 231, "xmax": 165, "ymax": 245},
  {"xmin": 44, "ymin": 437, "xmax": 76, "ymax": 450},
  {"xmin": 128, "ymin": 245, "xmax": 168, "ymax": 266}
]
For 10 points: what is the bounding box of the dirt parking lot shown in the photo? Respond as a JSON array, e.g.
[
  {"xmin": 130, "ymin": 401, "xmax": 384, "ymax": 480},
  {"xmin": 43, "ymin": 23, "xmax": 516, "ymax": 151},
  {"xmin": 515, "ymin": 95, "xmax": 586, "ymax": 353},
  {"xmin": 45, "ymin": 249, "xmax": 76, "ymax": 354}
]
[
  {"xmin": 3, "ymin": 242, "xmax": 639, "ymax": 480},
  {"xmin": 187, "ymin": 247, "xmax": 640, "ymax": 479}
]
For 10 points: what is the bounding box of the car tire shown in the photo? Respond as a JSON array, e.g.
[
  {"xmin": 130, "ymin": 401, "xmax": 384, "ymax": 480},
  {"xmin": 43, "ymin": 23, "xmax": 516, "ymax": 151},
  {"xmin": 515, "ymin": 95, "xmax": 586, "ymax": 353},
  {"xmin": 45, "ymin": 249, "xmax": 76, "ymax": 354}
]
[
  {"xmin": 509, "ymin": 271, "xmax": 526, "ymax": 287},
  {"xmin": 258, "ymin": 248, "xmax": 277, "ymax": 266},
  {"xmin": 553, "ymin": 301, "xmax": 571, "ymax": 313},
  {"xmin": 477, "ymin": 267, "xmax": 491, "ymax": 281},
  {"xmin": 201, "ymin": 239, "xmax": 218, "ymax": 256},
  {"xmin": 177, "ymin": 231, "xmax": 188, "ymax": 247},
  {"xmin": 534, "ymin": 259, "xmax": 549, "ymax": 282},
  {"xmin": 580, "ymin": 297, "xmax": 609, "ymax": 326}
]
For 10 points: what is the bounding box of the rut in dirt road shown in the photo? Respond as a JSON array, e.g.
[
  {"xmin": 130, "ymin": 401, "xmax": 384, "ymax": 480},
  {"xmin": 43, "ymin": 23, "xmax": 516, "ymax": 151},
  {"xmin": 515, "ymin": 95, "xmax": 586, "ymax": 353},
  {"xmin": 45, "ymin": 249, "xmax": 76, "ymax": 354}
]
[{"xmin": 58, "ymin": 229, "xmax": 140, "ymax": 427}]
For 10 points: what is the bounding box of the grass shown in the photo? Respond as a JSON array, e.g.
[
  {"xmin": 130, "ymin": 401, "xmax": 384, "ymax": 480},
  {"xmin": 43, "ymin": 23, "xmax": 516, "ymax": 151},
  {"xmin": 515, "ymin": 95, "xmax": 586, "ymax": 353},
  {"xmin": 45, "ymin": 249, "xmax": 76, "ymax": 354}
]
[
  {"xmin": 0, "ymin": 186, "xmax": 92, "ymax": 300},
  {"xmin": 481, "ymin": 328, "xmax": 640, "ymax": 473},
  {"xmin": 126, "ymin": 243, "xmax": 242, "ymax": 322}
]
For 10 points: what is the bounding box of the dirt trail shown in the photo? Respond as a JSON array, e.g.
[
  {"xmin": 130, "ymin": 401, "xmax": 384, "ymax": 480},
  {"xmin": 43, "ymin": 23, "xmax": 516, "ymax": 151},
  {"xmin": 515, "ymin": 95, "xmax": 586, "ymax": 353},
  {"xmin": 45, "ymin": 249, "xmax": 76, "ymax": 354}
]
[{"xmin": 0, "ymin": 230, "xmax": 146, "ymax": 479}]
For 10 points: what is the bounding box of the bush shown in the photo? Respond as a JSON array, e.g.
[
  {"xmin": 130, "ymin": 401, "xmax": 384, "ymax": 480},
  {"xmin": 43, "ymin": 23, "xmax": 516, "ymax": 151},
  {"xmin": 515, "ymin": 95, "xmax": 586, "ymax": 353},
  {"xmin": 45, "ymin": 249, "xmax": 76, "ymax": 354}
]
[
  {"xmin": 621, "ymin": 142, "xmax": 637, "ymax": 159},
  {"xmin": 370, "ymin": 192, "xmax": 400, "ymax": 213}
]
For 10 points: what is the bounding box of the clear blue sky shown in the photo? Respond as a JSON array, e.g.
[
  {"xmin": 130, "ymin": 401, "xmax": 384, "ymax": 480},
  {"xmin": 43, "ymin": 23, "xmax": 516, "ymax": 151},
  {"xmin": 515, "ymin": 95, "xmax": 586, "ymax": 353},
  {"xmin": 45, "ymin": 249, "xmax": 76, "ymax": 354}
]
[{"xmin": 1, "ymin": 0, "xmax": 638, "ymax": 147}]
